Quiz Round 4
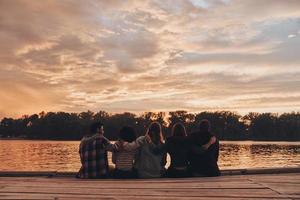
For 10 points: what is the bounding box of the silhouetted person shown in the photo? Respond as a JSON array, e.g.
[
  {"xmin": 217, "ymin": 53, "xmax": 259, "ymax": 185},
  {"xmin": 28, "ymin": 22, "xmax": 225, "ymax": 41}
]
[
  {"xmin": 166, "ymin": 122, "xmax": 216, "ymax": 178},
  {"xmin": 165, "ymin": 122, "xmax": 190, "ymax": 177},
  {"xmin": 112, "ymin": 126, "xmax": 148, "ymax": 179},
  {"xmin": 188, "ymin": 119, "xmax": 220, "ymax": 177},
  {"xmin": 77, "ymin": 122, "xmax": 121, "ymax": 178},
  {"xmin": 134, "ymin": 122, "xmax": 167, "ymax": 178}
]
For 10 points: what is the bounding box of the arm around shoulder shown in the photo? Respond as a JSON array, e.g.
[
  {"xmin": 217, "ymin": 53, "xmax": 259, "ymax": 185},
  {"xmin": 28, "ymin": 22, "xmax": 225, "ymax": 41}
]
[
  {"xmin": 190, "ymin": 136, "xmax": 217, "ymax": 155},
  {"xmin": 104, "ymin": 137, "xmax": 122, "ymax": 152},
  {"xmin": 122, "ymin": 136, "xmax": 147, "ymax": 151}
]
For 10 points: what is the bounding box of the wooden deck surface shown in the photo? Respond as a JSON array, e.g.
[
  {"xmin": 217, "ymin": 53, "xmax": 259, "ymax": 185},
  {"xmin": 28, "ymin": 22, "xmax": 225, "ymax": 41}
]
[{"xmin": 0, "ymin": 172, "xmax": 299, "ymax": 200}]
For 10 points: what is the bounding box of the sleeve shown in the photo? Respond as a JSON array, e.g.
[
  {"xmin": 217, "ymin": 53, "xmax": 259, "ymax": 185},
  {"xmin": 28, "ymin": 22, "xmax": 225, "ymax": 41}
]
[
  {"xmin": 190, "ymin": 144, "xmax": 207, "ymax": 155},
  {"xmin": 136, "ymin": 136, "xmax": 148, "ymax": 146},
  {"xmin": 161, "ymin": 151, "xmax": 167, "ymax": 167},
  {"xmin": 190, "ymin": 136, "xmax": 216, "ymax": 155},
  {"xmin": 152, "ymin": 143, "xmax": 167, "ymax": 155},
  {"xmin": 103, "ymin": 137, "xmax": 121, "ymax": 152},
  {"xmin": 80, "ymin": 136, "xmax": 90, "ymax": 146},
  {"xmin": 215, "ymin": 141, "xmax": 219, "ymax": 162},
  {"xmin": 122, "ymin": 136, "xmax": 147, "ymax": 151},
  {"xmin": 112, "ymin": 151, "xmax": 117, "ymax": 164}
]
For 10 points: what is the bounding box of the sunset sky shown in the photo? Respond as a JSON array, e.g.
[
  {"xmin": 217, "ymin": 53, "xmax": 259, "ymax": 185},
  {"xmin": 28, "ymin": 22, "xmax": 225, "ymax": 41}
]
[{"xmin": 0, "ymin": 0, "xmax": 300, "ymax": 118}]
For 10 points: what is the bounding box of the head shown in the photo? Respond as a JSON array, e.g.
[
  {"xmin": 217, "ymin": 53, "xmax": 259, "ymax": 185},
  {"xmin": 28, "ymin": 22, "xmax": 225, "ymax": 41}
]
[
  {"xmin": 90, "ymin": 122, "xmax": 104, "ymax": 135},
  {"xmin": 171, "ymin": 122, "xmax": 187, "ymax": 137},
  {"xmin": 147, "ymin": 121, "xmax": 164, "ymax": 145},
  {"xmin": 199, "ymin": 119, "xmax": 211, "ymax": 133},
  {"xmin": 119, "ymin": 126, "xmax": 136, "ymax": 143}
]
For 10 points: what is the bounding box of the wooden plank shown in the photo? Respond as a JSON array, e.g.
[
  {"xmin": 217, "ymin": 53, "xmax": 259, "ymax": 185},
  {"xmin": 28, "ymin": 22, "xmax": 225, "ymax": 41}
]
[
  {"xmin": 0, "ymin": 178, "xmax": 253, "ymax": 184},
  {"xmin": 57, "ymin": 197, "xmax": 292, "ymax": 200},
  {"xmin": 0, "ymin": 194, "xmax": 54, "ymax": 200},
  {"xmin": 257, "ymin": 183, "xmax": 300, "ymax": 195},
  {"xmin": 0, "ymin": 173, "xmax": 299, "ymax": 199},
  {"xmin": 0, "ymin": 177, "xmax": 262, "ymax": 189},
  {"xmin": 0, "ymin": 193, "xmax": 294, "ymax": 200},
  {"xmin": 0, "ymin": 167, "xmax": 299, "ymax": 177},
  {"xmin": 0, "ymin": 176, "xmax": 262, "ymax": 186},
  {"xmin": 248, "ymin": 174, "xmax": 300, "ymax": 184},
  {"xmin": 0, "ymin": 187, "xmax": 280, "ymax": 198},
  {"xmin": 0, "ymin": 176, "xmax": 253, "ymax": 182},
  {"xmin": 0, "ymin": 192, "xmax": 296, "ymax": 200},
  {"xmin": 1, "ymin": 182, "xmax": 263, "ymax": 189}
]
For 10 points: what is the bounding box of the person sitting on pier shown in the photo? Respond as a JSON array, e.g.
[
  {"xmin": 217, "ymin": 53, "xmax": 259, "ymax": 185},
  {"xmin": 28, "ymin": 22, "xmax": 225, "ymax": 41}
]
[
  {"xmin": 77, "ymin": 122, "xmax": 121, "ymax": 179},
  {"xmin": 112, "ymin": 126, "xmax": 149, "ymax": 179},
  {"xmin": 134, "ymin": 122, "xmax": 167, "ymax": 178},
  {"xmin": 188, "ymin": 119, "xmax": 220, "ymax": 177},
  {"xmin": 165, "ymin": 122, "xmax": 216, "ymax": 178}
]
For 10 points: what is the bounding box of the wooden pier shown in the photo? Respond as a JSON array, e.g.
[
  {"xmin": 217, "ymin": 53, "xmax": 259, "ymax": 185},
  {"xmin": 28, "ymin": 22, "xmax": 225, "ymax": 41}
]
[{"xmin": 0, "ymin": 168, "xmax": 299, "ymax": 200}]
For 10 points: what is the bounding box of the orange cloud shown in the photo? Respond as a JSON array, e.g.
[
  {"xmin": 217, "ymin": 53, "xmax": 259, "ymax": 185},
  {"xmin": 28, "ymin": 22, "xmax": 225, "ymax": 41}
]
[{"xmin": 0, "ymin": 0, "xmax": 299, "ymax": 118}]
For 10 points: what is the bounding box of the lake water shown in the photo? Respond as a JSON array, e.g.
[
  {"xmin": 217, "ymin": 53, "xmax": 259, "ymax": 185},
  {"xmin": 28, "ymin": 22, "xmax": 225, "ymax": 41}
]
[{"xmin": 0, "ymin": 140, "xmax": 299, "ymax": 172}]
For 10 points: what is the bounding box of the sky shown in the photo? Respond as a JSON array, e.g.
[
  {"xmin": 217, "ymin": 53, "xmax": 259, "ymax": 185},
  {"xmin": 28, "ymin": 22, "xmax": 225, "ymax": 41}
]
[{"xmin": 0, "ymin": 0, "xmax": 300, "ymax": 118}]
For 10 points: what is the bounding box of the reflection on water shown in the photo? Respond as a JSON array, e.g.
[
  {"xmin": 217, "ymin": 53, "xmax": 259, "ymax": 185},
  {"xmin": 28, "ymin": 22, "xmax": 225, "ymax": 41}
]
[
  {"xmin": 0, "ymin": 140, "xmax": 299, "ymax": 172},
  {"xmin": 0, "ymin": 140, "xmax": 79, "ymax": 171},
  {"xmin": 219, "ymin": 141, "xmax": 300, "ymax": 169}
]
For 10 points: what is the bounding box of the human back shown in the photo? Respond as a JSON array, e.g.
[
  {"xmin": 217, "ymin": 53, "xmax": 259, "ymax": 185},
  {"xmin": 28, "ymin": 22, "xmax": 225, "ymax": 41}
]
[
  {"xmin": 188, "ymin": 119, "xmax": 220, "ymax": 177},
  {"xmin": 112, "ymin": 126, "xmax": 147, "ymax": 178},
  {"xmin": 113, "ymin": 126, "xmax": 137, "ymax": 171},
  {"xmin": 165, "ymin": 122, "xmax": 190, "ymax": 177},
  {"xmin": 77, "ymin": 122, "xmax": 110, "ymax": 179},
  {"xmin": 135, "ymin": 122, "xmax": 167, "ymax": 178}
]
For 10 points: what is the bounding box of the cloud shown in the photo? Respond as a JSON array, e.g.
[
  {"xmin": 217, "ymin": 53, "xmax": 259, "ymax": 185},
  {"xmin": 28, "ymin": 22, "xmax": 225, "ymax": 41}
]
[
  {"xmin": 0, "ymin": 0, "xmax": 299, "ymax": 118},
  {"xmin": 0, "ymin": 69, "xmax": 67, "ymax": 118}
]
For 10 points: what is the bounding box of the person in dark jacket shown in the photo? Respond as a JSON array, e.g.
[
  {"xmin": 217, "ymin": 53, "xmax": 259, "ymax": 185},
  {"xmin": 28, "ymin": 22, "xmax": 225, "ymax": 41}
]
[
  {"xmin": 188, "ymin": 119, "xmax": 220, "ymax": 177},
  {"xmin": 166, "ymin": 122, "xmax": 216, "ymax": 178},
  {"xmin": 165, "ymin": 122, "xmax": 190, "ymax": 177}
]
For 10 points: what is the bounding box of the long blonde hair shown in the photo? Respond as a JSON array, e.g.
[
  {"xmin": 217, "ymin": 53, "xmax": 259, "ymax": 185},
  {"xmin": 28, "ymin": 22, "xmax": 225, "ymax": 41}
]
[{"xmin": 146, "ymin": 121, "xmax": 164, "ymax": 145}]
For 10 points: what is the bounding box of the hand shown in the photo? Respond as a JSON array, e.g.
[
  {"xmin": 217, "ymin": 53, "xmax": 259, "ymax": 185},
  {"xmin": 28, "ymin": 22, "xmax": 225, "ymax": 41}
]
[
  {"xmin": 114, "ymin": 141, "xmax": 124, "ymax": 151},
  {"xmin": 202, "ymin": 143, "xmax": 210, "ymax": 150},
  {"xmin": 210, "ymin": 136, "xmax": 216, "ymax": 145},
  {"xmin": 145, "ymin": 135, "xmax": 151, "ymax": 143},
  {"xmin": 202, "ymin": 136, "xmax": 216, "ymax": 149}
]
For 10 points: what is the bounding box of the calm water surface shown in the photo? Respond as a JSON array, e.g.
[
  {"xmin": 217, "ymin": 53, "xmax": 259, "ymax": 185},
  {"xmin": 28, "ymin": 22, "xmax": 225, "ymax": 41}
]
[{"xmin": 0, "ymin": 140, "xmax": 299, "ymax": 171}]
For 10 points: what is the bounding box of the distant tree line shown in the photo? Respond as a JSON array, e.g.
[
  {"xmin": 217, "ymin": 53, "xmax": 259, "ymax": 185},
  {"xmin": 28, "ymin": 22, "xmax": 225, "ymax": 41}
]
[{"xmin": 0, "ymin": 110, "xmax": 299, "ymax": 141}]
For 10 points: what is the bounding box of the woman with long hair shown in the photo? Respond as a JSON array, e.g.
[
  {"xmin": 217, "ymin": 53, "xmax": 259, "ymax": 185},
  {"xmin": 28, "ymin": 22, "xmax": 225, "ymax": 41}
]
[
  {"xmin": 134, "ymin": 121, "xmax": 167, "ymax": 178},
  {"xmin": 165, "ymin": 122, "xmax": 190, "ymax": 178},
  {"xmin": 165, "ymin": 122, "xmax": 216, "ymax": 178}
]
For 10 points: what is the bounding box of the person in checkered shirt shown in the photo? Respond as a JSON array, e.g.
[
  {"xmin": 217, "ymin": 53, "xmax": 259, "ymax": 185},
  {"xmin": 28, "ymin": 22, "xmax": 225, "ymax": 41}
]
[{"xmin": 77, "ymin": 122, "xmax": 118, "ymax": 179}]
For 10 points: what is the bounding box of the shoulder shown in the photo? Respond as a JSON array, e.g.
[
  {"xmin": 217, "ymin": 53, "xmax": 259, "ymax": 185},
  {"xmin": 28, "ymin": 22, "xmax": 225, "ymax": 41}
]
[
  {"xmin": 186, "ymin": 133, "xmax": 196, "ymax": 141},
  {"xmin": 121, "ymin": 141, "xmax": 134, "ymax": 150},
  {"xmin": 165, "ymin": 136, "xmax": 172, "ymax": 143},
  {"xmin": 80, "ymin": 135, "xmax": 95, "ymax": 145},
  {"xmin": 81, "ymin": 134, "xmax": 107, "ymax": 145},
  {"xmin": 136, "ymin": 136, "xmax": 146, "ymax": 142},
  {"xmin": 99, "ymin": 135, "xmax": 110, "ymax": 144},
  {"xmin": 190, "ymin": 131, "xmax": 199, "ymax": 136},
  {"xmin": 166, "ymin": 136, "xmax": 182, "ymax": 144}
]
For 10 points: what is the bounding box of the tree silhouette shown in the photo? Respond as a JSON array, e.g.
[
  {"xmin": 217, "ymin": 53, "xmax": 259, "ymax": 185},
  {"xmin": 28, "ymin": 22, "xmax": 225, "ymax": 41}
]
[{"xmin": 0, "ymin": 110, "xmax": 299, "ymax": 141}]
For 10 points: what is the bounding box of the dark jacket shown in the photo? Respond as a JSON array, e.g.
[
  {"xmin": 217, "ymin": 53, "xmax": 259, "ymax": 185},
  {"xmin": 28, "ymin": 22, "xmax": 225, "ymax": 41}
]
[
  {"xmin": 188, "ymin": 131, "xmax": 220, "ymax": 177},
  {"xmin": 165, "ymin": 136, "xmax": 190, "ymax": 169}
]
